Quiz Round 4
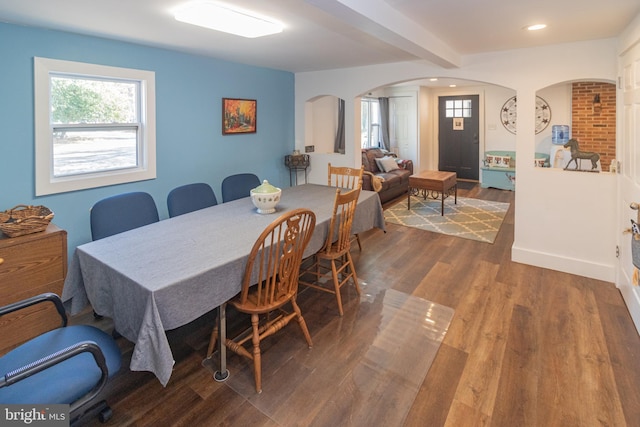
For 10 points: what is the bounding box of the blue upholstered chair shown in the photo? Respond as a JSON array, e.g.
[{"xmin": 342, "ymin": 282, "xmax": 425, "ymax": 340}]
[
  {"xmin": 167, "ymin": 183, "xmax": 218, "ymax": 218},
  {"xmin": 221, "ymin": 173, "xmax": 260, "ymax": 203},
  {"xmin": 0, "ymin": 293, "xmax": 121, "ymax": 424},
  {"xmin": 90, "ymin": 191, "xmax": 159, "ymax": 241},
  {"xmin": 89, "ymin": 191, "xmax": 160, "ymax": 324}
]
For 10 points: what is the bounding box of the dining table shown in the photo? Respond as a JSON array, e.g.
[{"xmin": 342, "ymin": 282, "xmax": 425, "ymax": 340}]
[{"xmin": 62, "ymin": 184, "xmax": 385, "ymax": 386}]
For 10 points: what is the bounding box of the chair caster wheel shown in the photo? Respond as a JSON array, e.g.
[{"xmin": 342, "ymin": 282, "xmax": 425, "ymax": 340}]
[{"xmin": 98, "ymin": 407, "xmax": 113, "ymax": 423}]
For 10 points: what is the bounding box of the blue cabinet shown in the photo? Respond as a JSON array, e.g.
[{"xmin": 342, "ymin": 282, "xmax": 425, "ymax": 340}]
[
  {"xmin": 480, "ymin": 150, "xmax": 550, "ymax": 191},
  {"xmin": 481, "ymin": 150, "xmax": 516, "ymax": 191},
  {"xmin": 481, "ymin": 167, "xmax": 516, "ymax": 191}
]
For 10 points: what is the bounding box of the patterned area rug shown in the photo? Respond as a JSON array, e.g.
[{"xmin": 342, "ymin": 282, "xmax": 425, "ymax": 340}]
[{"xmin": 385, "ymin": 195, "xmax": 510, "ymax": 243}]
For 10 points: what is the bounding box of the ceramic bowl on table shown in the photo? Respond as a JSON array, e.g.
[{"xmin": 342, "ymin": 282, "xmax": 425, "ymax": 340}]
[{"xmin": 250, "ymin": 180, "xmax": 282, "ymax": 214}]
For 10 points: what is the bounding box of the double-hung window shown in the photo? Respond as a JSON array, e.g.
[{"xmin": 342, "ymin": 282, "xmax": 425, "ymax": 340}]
[
  {"xmin": 34, "ymin": 57, "xmax": 156, "ymax": 195},
  {"xmin": 361, "ymin": 98, "xmax": 380, "ymax": 149}
]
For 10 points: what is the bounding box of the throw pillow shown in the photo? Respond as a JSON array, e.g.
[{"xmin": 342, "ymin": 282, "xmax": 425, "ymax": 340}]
[
  {"xmin": 494, "ymin": 156, "xmax": 511, "ymax": 168},
  {"xmin": 376, "ymin": 156, "xmax": 399, "ymax": 173}
]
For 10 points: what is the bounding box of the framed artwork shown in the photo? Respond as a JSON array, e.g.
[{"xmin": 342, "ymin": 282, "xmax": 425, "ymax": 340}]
[{"xmin": 222, "ymin": 98, "xmax": 257, "ymax": 135}]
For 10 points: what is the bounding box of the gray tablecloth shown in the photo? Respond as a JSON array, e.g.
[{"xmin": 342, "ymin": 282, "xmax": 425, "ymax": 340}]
[{"xmin": 62, "ymin": 184, "xmax": 384, "ymax": 386}]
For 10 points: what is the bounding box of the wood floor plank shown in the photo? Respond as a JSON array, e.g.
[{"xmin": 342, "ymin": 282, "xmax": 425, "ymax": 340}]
[
  {"xmin": 491, "ymin": 304, "xmax": 539, "ymax": 426},
  {"xmin": 440, "ymin": 261, "xmax": 501, "ymax": 353},
  {"xmin": 403, "ymin": 343, "xmax": 467, "ymax": 426},
  {"xmin": 443, "ymin": 399, "xmax": 491, "ymax": 427},
  {"xmin": 535, "ymin": 275, "xmax": 627, "ymax": 427},
  {"xmin": 448, "ymin": 276, "xmax": 513, "ymax": 418}
]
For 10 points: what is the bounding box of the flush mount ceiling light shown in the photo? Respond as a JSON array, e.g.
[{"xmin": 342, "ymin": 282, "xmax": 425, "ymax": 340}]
[
  {"xmin": 174, "ymin": 1, "xmax": 283, "ymax": 38},
  {"xmin": 526, "ymin": 24, "xmax": 547, "ymax": 31}
]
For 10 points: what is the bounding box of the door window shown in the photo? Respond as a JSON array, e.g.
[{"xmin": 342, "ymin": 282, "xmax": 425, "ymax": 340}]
[{"xmin": 445, "ymin": 99, "xmax": 472, "ymax": 118}]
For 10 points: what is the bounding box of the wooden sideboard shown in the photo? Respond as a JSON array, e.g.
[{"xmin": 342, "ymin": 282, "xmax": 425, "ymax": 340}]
[{"xmin": 0, "ymin": 223, "xmax": 67, "ymax": 354}]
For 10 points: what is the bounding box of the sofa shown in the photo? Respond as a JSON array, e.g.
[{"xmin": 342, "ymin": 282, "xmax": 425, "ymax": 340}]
[{"xmin": 361, "ymin": 148, "xmax": 414, "ymax": 204}]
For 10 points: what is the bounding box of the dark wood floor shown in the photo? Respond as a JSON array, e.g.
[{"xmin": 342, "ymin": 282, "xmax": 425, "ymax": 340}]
[{"xmin": 77, "ymin": 183, "xmax": 640, "ymax": 426}]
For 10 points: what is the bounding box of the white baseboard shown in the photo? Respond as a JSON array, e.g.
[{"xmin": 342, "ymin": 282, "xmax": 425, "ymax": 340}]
[{"xmin": 511, "ymin": 245, "xmax": 615, "ymax": 282}]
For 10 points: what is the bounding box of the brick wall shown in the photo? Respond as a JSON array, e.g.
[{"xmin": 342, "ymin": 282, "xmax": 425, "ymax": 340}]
[{"xmin": 571, "ymin": 82, "xmax": 616, "ymax": 171}]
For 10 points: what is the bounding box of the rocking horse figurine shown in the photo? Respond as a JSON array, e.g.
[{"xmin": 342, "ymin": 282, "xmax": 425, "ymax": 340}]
[{"xmin": 563, "ymin": 138, "xmax": 600, "ymax": 170}]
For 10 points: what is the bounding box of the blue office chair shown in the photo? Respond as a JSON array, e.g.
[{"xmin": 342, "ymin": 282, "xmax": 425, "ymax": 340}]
[
  {"xmin": 90, "ymin": 191, "xmax": 159, "ymax": 241},
  {"xmin": 0, "ymin": 293, "xmax": 121, "ymax": 424},
  {"xmin": 221, "ymin": 173, "xmax": 260, "ymax": 203},
  {"xmin": 167, "ymin": 183, "xmax": 218, "ymax": 218}
]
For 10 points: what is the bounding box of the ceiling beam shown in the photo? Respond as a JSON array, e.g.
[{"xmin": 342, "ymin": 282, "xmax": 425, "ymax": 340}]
[{"xmin": 304, "ymin": 0, "xmax": 461, "ymax": 68}]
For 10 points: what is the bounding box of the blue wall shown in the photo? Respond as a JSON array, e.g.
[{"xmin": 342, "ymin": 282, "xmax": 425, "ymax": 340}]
[{"xmin": 0, "ymin": 22, "xmax": 295, "ymax": 257}]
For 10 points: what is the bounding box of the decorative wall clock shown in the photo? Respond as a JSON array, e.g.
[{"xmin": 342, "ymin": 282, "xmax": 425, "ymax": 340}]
[{"xmin": 500, "ymin": 95, "xmax": 551, "ymax": 134}]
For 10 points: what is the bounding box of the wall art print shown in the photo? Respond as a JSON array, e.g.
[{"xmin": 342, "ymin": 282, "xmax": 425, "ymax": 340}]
[{"xmin": 222, "ymin": 98, "xmax": 257, "ymax": 135}]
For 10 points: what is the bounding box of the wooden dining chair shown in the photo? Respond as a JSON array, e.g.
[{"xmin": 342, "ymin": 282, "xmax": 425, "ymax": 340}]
[
  {"xmin": 206, "ymin": 208, "xmax": 316, "ymax": 393},
  {"xmin": 328, "ymin": 163, "xmax": 364, "ymax": 251},
  {"xmin": 299, "ymin": 187, "xmax": 361, "ymax": 316},
  {"xmin": 328, "ymin": 163, "xmax": 364, "ymax": 190}
]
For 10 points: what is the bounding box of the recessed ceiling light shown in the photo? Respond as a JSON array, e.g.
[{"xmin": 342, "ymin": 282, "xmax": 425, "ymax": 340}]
[
  {"xmin": 526, "ymin": 24, "xmax": 547, "ymax": 31},
  {"xmin": 429, "ymin": 78, "xmax": 438, "ymax": 82},
  {"xmin": 174, "ymin": 1, "xmax": 283, "ymax": 38},
  {"xmin": 449, "ymin": 84, "xmax": 457, "ymax": 88}
]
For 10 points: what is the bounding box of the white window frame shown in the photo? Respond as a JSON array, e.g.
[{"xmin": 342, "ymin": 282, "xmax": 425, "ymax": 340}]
[{"xmin": 34, "ymin": 57, "xmax": 156, "ymax": 195}]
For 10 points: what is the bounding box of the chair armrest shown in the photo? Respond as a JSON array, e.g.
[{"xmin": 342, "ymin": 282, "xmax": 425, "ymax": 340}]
[
  {"xmin": 361, "ymin": 172, "xmax": 372, "ymax": 191},
  {"xmin": 0, "ymin": 340, "xmax": 109, "ymax": 413},
  {"xmin": 363, "ymin": 171, "xmax": 384, "ymax": 192},
  {"xmin": 397, "ymin": 159, "xmax": 413, "ymax": 174},
  {"xmin": 0, "ymin": 293, "xmax": 67, "ymax": 327}
]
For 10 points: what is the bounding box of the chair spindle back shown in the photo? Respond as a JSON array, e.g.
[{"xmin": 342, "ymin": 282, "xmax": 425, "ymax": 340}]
[
  {"xmin": 328, "ymin": 164, "xmax": 364, "ymax": 190},
  {"xmin": 240, "ymin": 208, "xmax": 316, "ymax": 309},
  {"xmin": 323, "ymin": 188, "xmax": 360, "ymax": 255}
]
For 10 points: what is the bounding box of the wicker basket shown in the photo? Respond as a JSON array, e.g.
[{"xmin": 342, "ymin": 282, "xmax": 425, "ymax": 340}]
[{"xmin": 0, "ymin": 205, "xmax": 54, "ymax": 238}]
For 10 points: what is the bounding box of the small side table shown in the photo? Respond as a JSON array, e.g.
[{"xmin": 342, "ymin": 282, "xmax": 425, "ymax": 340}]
[
  {"xmin": 285, "ymin": 154, "xmax": 310, "ymax": 185},
  {"xmin": 408, "ymin": 170, "xmax": 457, "ymax": 215}
]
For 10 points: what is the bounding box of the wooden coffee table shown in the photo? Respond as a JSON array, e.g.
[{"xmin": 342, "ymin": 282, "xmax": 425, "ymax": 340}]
[{"xmin": 408, "ymin": 170, "xmax": 457, "ymax": 215}]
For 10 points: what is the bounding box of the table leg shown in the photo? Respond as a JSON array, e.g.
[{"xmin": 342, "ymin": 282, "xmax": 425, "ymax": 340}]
[
  {"xmin": 214, "ymin": 303, "xmax": 229, "ymax": 382},
  {"xmin": 408, "ymin": 188, "xmax": 411, "ymax": 210},
  {"xmin": 441, "ymin": 187, "xmax": 445, "ymax": 216},
  {"xmin": 454, "ymin": 184, "xmax": 457, "ymax": 205}
]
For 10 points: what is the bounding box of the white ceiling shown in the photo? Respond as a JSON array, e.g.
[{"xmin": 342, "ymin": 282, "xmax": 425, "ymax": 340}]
[{"xmin": 0, "ymin": 0, "xmax": 638, "ymax": 73}]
